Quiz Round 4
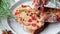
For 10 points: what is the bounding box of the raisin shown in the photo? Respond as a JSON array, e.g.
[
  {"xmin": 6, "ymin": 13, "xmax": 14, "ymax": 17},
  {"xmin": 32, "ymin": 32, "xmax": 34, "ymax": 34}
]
[
  {"xmin": 37, "ymin": 21, "xmax": 39, "ymax": 23},
  {"xmin": 38, "ymin": 7, "xmax": 40, "ymax": 10}
]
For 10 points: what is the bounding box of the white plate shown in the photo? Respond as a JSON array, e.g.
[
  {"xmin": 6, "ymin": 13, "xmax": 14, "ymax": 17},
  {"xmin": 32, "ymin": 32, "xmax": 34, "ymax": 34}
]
[{"xmin": 1, "ymin": 0, "xmax": 60, "ymax": 34}]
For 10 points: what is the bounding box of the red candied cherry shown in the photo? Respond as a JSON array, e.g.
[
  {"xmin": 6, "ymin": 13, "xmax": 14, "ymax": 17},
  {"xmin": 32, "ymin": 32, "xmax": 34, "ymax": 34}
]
[
  {"xmin": 15, "ymin": 10, "xmax": 21, "ymax": 15},
  {"xmin": 32, "ymin": 16, "xmax": 37, "ymax": 20},
  {"xmin": 28, "ymin": 19, "xmax": 32, "ymax": 22},
  {"xmin": 32, "ymin": 23, "xmax": 36, "ymax": 27}
]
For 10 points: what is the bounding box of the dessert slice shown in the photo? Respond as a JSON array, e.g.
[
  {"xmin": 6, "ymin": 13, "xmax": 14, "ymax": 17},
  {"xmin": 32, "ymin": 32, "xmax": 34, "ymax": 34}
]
[
  {"xmin": 44, "ymin": 7, "xmax": 60, "ymax": 23},
  {"xmin": 15, "ymin": 5, "xmax": 45, "ymax": 34}
]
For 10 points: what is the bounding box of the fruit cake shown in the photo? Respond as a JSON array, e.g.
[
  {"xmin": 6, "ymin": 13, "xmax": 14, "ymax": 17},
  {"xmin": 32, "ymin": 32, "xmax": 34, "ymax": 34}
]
[{"xmin": 15, "ymin": 5, "xmax": 45, "ymax": 34}]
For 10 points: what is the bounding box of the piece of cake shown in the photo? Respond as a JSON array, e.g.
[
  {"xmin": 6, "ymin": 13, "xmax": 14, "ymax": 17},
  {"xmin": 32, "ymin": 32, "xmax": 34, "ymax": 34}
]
[
  {"xmin": 44, "ymin": 7, "xmax": 60, "ymax": 23},
  {"xmin": 15, "ymin": 5, "xmax": 45, "ymax": 34}
]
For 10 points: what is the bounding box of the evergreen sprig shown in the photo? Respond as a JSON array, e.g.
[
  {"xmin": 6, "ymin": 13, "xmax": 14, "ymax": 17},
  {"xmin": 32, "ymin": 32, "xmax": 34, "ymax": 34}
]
[{"xmin": 0, "ymin": 0, "xmax": 14, "ymax": 18}]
